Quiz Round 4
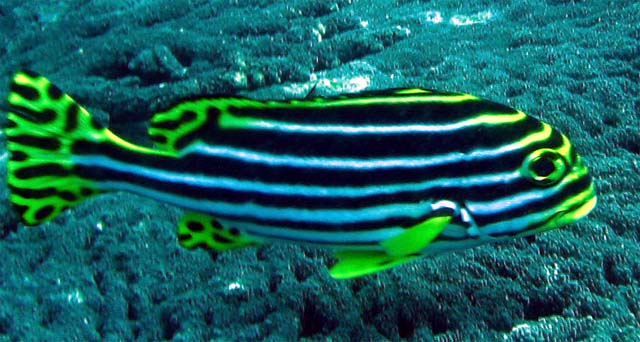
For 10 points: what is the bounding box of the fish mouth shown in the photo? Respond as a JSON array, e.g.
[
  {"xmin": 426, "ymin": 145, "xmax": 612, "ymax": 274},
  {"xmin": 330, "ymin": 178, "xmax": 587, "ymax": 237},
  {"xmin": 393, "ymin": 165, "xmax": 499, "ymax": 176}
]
[
  {"xmin": 526, "ymin": 183, "xmax": 597, "ymax": 236},
  {"xmin": 551, "ymin": 193, "xmax": 597, "ymax": 228}
]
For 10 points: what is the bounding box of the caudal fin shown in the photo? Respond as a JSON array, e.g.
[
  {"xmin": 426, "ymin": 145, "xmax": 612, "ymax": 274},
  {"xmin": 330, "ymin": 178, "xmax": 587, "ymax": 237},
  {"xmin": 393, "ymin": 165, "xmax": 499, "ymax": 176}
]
[{"xmin": 5, "ymin": 70, "xmax": 104, "ymax": 225}]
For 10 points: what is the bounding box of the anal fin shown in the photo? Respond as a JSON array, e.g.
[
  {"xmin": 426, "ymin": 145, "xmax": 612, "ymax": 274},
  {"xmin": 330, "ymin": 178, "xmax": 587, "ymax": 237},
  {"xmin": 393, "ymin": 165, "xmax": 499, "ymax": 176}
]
[{"xmin": 177, "ymin": 211, "xmax": 259, "ymax": 252}]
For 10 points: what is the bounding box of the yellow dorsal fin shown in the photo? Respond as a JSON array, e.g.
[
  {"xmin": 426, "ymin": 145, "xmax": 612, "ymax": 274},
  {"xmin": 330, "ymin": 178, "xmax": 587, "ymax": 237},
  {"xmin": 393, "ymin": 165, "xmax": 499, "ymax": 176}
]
[{"xmin": 148, "ymin": 99, "xmax": 220, "ymax": 152}]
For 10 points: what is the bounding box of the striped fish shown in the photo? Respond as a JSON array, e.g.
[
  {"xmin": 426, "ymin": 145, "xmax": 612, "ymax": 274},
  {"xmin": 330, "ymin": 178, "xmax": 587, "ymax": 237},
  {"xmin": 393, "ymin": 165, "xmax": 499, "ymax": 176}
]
[{"xmin": 5, "ymin": 71, "xmax": 596, "ymax": 279}]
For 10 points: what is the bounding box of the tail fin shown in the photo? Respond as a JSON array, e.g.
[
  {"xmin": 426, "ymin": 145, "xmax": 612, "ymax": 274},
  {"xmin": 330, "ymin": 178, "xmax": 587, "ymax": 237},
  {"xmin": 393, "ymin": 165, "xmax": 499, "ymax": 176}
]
[{"xmin": 5, "ymin": 71, "xmax": 104, "ymax": 225}]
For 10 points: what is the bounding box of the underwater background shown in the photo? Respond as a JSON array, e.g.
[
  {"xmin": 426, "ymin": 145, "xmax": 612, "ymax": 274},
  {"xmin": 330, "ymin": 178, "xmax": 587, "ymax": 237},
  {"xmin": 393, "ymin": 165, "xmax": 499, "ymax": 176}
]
[{"xmin": 0, "ymin": 0, "xmax": 638, "ymax": 341}]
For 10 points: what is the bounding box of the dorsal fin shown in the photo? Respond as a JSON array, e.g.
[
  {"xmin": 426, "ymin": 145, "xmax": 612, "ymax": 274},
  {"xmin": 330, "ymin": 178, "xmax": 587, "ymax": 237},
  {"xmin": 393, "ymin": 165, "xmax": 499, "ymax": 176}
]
[
  {"xmin": 148, "ymin": 99, "xmax": 215, "ymax": 152},
  {"xmin": 148, "ymin": 97, "xmax": 272, "ymax": 152},
  {"xmin": 147, "ymin": 88, "xmax": 450, "ymax": 153}
]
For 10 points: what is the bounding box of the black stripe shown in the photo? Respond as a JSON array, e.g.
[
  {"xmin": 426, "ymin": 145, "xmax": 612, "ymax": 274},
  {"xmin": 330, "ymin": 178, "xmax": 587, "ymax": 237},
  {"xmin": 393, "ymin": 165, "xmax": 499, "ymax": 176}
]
[
  {"xmin": 65, "ymin": 103, "xmax": 80, "ymax": 132},
  {"xmin": 227, "ymin": 97, "xmax": 518, "ymax": 125},
  {"xmin": 521, "ymin": 189, "xmax": 594, "ymax": 235},
  {"xmin": 76, "ymin": 163, "xmax": 536, "ymax": 209},
  {"xmin": 152, "ymin": 110, "xmax": 198, "ymax": 130},
  {"xmin": 207, "ymin": 115, "xmax": 542, "ymax": 158},
  {"xmin": 175, "ymin": 117, "xmax": 216, "ymax": 151},
  {"xmin": 5, "ymin": 119, "xmax": 17, "ymax": 128},
  {"xmin": 74, "ymin": 169, "xmax": 439, "ymax": 232},
  {"xmin": 9, "ymin": 185, "xmax": 57, "ymax": 199},
  {"xmin": 215, "ymin": 213, "xmax": 425, "ymax": 232},
  {"xmin": 9, "ymin": 185, "xmax": 77, "ymax": 202},
  {"xmin": 47, "ymin": 82, "xmax": 64, "ymax": 100},
  {"xmin": 35, "ymin": 205, "xmax": 55, "ymax": 221},
  {"xmin": 149, "ymin": 134, "xmax": 168, "ymax": 144},
  {"xmin": 58, "ymin": 191, "xmax": 78, "ymax": 201},
  {"xmin": 474, "ymin": 174, "xmax": 593, "ymax": 227},
  {"xmin": 9, "ymin": 150, "xmax": 28, "ymax": 162},
  {"xmin": 74, "ymin": 139, "xmax": 525, "ymax": 186},
  {"xmin": 10, "ymin": 82, "xmax": 40, "ymax": 101},
  {"xmin": 152, "ymin": 107, "xmax": 221, "ymax": 150},
  {"xmin": 72, "ymin": 130, "xmax": 563, "ymax": 187},
  {"xmin": 14, "ymin": 163, "xmax": 70, "ymax": 179},
  {"xmin": 10, "ymin": 134, "xmax": 61, "ymax": 151},
  {"xmin": 245, "ymin": 229, "xmax": 379, "ymax": 245},
  {"xmin": 10, "ymin": 105, "xmax": 56, "ymax": 123},
  {"xmin": 213, "ymin": 234, "xmax": 232, "ymax": 244},
  {"xmin": 182, "ymin": 144, "xmax": 546, "ymax": 186},
  {"xmin": 433, "ymin": 234, "xmax": 479, "ymax": 243},
  {"xmin": 171, "ymin": 98, "xmax": 524, "ymax": 152}
]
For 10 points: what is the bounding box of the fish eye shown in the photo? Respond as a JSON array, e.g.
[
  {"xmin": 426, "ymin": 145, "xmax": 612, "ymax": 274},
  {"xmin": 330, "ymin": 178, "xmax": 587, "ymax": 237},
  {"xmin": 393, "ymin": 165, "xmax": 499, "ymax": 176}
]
[{"xmin": 522, "ymin": 149, "xmax": 567, "ymax": 186}]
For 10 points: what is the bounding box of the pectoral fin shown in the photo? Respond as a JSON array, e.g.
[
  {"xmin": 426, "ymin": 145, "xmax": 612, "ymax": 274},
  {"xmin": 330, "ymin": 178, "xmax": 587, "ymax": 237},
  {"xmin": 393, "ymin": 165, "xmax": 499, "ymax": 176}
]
[
  {"xmin": 329, "ymin": 250, "xmax": 420, "ymax": 280},
  {"xmin": 381, "ymin": 215, "xmax": 451, "ymax": 256},
  {"xmin": 329, "ymin": 215, "xmax": 452, "ymax": 279}
]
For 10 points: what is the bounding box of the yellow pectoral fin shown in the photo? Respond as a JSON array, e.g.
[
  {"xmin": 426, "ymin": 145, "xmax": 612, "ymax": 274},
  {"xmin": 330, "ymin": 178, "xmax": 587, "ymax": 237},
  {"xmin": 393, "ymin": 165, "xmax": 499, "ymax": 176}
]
[
  {"xmin": 381, "ymin": 215, "xmax": 452, "ymax": 256},
  {"xmin": 329, "ymin": 250, "xmax": 420, "ymax": 280},
  {"xmin": 329, "ymin": 215, "xmax": 452, "ymax": 279},
  {"xmin": 177, "ymin": 211, "xmax": 260, "ymax": 252}
]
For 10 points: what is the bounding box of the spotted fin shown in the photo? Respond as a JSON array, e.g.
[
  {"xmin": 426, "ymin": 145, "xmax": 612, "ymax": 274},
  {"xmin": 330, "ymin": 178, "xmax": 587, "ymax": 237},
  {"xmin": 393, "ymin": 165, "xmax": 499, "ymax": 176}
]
[
  {"xmin": 148, "ymin": 97, "xmax": 239, "ymax": 152},
  {"xmin": 148, "ymin": 100, "xmax": 209, "ymax": 152},
  {"xmin": 5, "ymin": 70, "xmax": 104, "ymax": 225},
  {"xmin": 177, "ymin": 211, "xmax": 260, "ymax": 251},
  {"xmin": 329, "ymin": 214, "xmax": 451, "ymax": 279}
]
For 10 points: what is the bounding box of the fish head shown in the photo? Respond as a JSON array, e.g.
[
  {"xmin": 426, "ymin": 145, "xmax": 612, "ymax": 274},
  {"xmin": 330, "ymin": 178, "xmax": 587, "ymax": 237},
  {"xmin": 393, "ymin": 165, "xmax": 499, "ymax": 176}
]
[
  {"xmin": 513, "ymin": 127, "xmax": 597, "ymax": 237},
  {"xmin": 467, "ymin": 122, "xmax": 596, "ymax": 240}
]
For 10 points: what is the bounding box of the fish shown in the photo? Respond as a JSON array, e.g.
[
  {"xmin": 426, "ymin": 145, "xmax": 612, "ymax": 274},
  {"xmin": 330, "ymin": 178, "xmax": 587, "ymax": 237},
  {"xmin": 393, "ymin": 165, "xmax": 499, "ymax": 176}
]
[{"xmin": 4, "ymin": 70, "xmax": 597, "ymax": 279}]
